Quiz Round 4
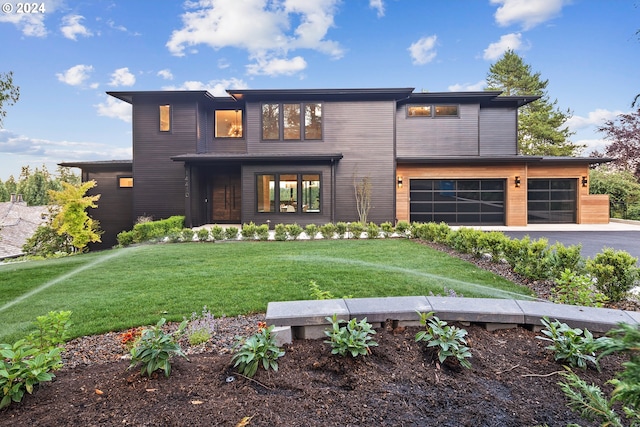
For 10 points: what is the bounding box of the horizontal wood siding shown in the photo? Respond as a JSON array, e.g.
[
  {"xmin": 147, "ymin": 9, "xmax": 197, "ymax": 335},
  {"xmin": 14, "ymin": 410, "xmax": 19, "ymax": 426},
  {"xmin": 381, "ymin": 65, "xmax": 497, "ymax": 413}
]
[
  {"xmin": 204, "ymin": 109, "xmax": 248, "ymax": 153},
  {"xmin": 85, "ymin": 169, "xmax": 133, "ymax": 248},
  {"xmin": 132, "ymin": 101, "xmax": 197, "ymax": 221},
  {"xmin": 241, "ymin": 164, "xmax": 333, "ymax": 226},
  {"xmin": 479, "ymin": 107, "xmax": 517, "ymax": 155},
  {"xmin": 396, "ymin": 104, "xmax": 479, "ymax": 157},
  {"xmin": 580, "ymin": 195, "xmax": 610, "ymax": 224}
]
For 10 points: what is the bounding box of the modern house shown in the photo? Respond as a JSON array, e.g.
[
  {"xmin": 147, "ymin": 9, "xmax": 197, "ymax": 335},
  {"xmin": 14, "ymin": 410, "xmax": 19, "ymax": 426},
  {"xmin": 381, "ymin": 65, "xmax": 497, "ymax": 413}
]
[{"xmin": 61, "ymin": 87, "xmax": 609, "ymax": 248}]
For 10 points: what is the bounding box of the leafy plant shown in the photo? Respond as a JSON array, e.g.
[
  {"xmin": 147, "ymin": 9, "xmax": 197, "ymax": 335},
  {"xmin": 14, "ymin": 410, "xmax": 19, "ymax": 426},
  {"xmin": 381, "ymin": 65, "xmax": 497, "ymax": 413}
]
[
  {"xmin": 548, "ymin": 242, "xmax": 584, "ymax": 278},
  {"xmin": 335, "ymin": 221, "xmax": 347, "ymax": 239},
  {"xmin": 477, "ymin": 231, "xmax": 508, "ymax": 263},
  {"xmin": 319, "ymin": 222, "xmax": 336, "ymax": 239},
  {"xmin": 181, "ymin": 228, "xmax": 194, "ymax": 242},
  {"xmin": 185, "ymin": 306, "xmax": 216, "ymax": 346},
  {"xmin": 380, "ymin": 221, "xmax": 394, "ymax": 238},
  {"xmin": 286, "ymin": 223, "xmax": 303, "ymax": 240},
  {"xmin": 537, "ymin": 317, "xmax": 606, "ymax": 370},
  {"xmin": 0, "ymin": 340, "xmax": 62, "ymax": 409},
  {"xmin": 196, "ymin": 228, "xmax": 210, "ymax": 242},
  {"xmin": 232, "ymin": 322, "xmax": 285, "ymax": 378},
  {"xmin": 447, "ymin": 227, "xmax": 484, "ymax": 257},
  {"xmin": 309, "ymin": 280, "xmax": 336, "ymax": 300},
  {"xmin": 26, "ymin": 310, "xmax": 72, "ymax": 351},
  {"xmin": 129, "ymin": 318, "xmax": 188, "ymax": 377},
  {"xmin": 415, "ymin": 311, "xmax": 472, "ymax": 369},
  {"xmin": 224, "ymin": 226, "xmax": 239, "ymax": 240},
  {"xmin": 586, "ymin": 247, "xmax": 639, "ymax": 302},
  {"xmin": 241, "ymin": 222, "xmax": 258, "ymax": 240},
  {"xmin": 366, "ymin": 222, "xmax": 380, "ymax": 239},
  {"xmin": 348, "ymin": 221, "xmax": 364, "ymax": 239},
  {"xmin": 324, "ymin": 314, "xmax": 378, "ymax": 358},
  {"xmin": 551, "ymin": 269, "xmax": 608, "ymax": 308},
  {"xmin": 305, "ymin": 224, "xmax": 318, "ymax": 240},
  {"xmin": 256, "ymin": 224, "xmax": 270, "ymax": 241},
  {"xmin": 394, "ymin": 220, "xmax": 411, "ymax": 237},
  {"xmin": 119, "ymin": 327, "xmax": 143, "ymax": 350},
  {"xmin": 211, "ymin": 225, "xmax": 225, "ymax": 241}
]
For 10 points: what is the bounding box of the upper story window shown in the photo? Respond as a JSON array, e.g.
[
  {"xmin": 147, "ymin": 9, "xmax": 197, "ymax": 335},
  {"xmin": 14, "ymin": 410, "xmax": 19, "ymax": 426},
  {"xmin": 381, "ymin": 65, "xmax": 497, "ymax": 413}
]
[
  {"xmin": 159, "ymin": 105, "xmax": 171, "ymax": 132},
  {"xmin": 215, "ymin": 110, "xmax": 243, "ymax": 138},
  {"xmin": 118, "ymin": 176, "xmax": 133, "ymax": 188},
  {"xmin": 262, "ymin": 102, "xmax": 322, "ymax": 141},
  {"xmin": 406, "ymin": 104, "xmax": 459, "ymax": 118}
]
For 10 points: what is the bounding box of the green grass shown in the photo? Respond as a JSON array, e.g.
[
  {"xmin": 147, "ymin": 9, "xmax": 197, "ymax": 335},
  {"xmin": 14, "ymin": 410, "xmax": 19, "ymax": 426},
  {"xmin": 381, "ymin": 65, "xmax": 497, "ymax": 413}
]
[{"xmin": 0, "ymin": 239, "xmax": 535, "ymax": 343}]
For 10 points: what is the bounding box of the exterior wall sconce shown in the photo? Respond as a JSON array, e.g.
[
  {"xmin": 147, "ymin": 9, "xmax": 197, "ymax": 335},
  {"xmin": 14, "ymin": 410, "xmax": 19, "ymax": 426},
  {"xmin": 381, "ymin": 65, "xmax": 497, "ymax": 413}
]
[
  {"xmin": 582, "ymin": 176, "xmax": 588, "ymax": 187},
  {"xmin": 514, "ymin": 176, "xmax": 521, "ymax": 188},
  {"xmin": 397, "ymin": 176, "xmax": 403, "ymax": 188}
]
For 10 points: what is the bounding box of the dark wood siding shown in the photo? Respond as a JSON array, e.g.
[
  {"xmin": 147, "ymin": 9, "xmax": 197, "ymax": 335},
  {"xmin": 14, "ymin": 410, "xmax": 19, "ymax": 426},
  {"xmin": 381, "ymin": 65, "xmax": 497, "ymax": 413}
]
[
  {"xmin": 132, "ymin": 100, "xmax": 197, "ymax": 221},
  {"xmin": 85, "ymin": 169, "xmax": 133, "ymax": 249},
  {"xmin": 479, "ymin": 107, "xmax": 517, "ymax": 155},
  {"xmin": 396, "ymin": 104, "xmax": 479, "ymax": 157}
]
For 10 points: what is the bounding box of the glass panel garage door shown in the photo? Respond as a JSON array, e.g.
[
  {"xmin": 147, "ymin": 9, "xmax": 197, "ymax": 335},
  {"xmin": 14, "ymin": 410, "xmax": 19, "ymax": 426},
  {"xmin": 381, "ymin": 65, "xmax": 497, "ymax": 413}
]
[
  {"xmin": 528, "ymin": 179, "xmax": 576, "ymax": 223},
  {"xmin": 410, "ymin": 179, "xmax": 505, "ymax": 225}
]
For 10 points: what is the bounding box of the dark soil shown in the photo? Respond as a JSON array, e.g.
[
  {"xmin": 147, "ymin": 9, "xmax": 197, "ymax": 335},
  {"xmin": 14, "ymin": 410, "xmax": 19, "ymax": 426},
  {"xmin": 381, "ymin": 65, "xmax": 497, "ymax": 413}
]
[{"xmin": 1, "ymin": 242, "xmax": 637, "ymax": 427}]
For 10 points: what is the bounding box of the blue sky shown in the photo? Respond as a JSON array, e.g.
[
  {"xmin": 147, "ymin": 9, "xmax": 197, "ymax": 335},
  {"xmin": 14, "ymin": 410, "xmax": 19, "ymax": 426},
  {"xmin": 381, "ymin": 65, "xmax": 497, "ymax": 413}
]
[{"xmin": 0, "ymin": 0, "xmax": 638, "ymax": 180}]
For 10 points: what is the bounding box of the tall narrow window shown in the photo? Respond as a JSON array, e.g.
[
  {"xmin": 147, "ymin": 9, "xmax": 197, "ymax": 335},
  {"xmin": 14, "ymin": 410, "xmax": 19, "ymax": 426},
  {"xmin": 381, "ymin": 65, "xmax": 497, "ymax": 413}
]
[
  {"xmin": 256, "ymin": 174, "xmax": 275, "ymax": 212},
  {"xmin": 215, "ymin": 110, "xmax": 243, "ymax": 138},
  {"xmin": 304, "ymin": 103, "xmax": 322, "ymax": 139},
  {"xmin": 279, "ymin": 174, "xmax": 298, "ymax": 212},
  {"xmin": 283, "ymin": 104, "xmax": 301, "ymax": 140},
  {"xmin": 262, "ymin": 104, "xmax": 280, "ymax": 139},
  {"xmin": 159, "ymin": 105, "xmax": 171, "ymax": 132},
  {"xmin": 302, "ymin": 174, "xmax": 320, "ymax": 212}
]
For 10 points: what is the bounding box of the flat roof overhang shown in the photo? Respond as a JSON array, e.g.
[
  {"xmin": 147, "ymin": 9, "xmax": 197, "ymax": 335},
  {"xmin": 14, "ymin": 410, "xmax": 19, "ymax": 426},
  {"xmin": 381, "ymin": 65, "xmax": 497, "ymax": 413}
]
[
  {"xmin": 59, "ymin": 160, "xmax": 133, "ymax": 171},
  {"xmin": 396, "ymin": 156, "xmax": 613, "ymax": 165},
  {"xmin": 171, "ymin": 153, "xmax": 343, "ymax": 164}
]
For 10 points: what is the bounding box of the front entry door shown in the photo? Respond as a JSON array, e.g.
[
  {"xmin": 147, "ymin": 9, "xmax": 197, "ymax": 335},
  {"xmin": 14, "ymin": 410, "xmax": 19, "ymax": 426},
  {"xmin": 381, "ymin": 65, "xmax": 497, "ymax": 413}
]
[{"xmin": 212, "ymin": 173, "xmax": 241, "ymax": 223}]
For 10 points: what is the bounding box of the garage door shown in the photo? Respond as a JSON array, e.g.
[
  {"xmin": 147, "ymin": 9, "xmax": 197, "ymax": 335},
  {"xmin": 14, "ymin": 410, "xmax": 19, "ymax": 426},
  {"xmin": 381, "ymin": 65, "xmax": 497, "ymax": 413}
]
[
  {"xmin": 409, "ymin": 179, "xmax": 505, "ymax": 225},
  {"xmin": 528, "ymin": 179, "xmax": 576, "ymax": 223}
]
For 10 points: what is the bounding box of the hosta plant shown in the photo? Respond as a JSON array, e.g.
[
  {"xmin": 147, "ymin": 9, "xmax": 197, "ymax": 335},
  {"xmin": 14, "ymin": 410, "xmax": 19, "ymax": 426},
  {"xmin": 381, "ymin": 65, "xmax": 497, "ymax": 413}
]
[
  {"xmin": 232, "ymin": 322, "xmax": 285, "ymax": 378},
  {"xmin": 129, "ymin": 318, "xmax": 189, "ymax": 377},
  {"xmin": 415, "ymin": 311, "xmax": 472, "ymax": 369},
  {"xmin": 536, "ymin": 317, "xmax": 607, "ymax": 370},
  {"xmin": 324, "ymin": 314, "xmax": 378, "ymax": 358}
]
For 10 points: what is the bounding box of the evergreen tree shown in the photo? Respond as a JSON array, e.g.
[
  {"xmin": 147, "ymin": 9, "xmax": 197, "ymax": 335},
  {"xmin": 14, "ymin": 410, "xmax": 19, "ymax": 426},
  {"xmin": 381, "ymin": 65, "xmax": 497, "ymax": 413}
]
[
  {"xmin": 0, "ymin": 179, "xmax": 8, "ymax": 202},
  {"xmin": 486, "ymin": 50, "xmax": 581, "ymax": 156}
]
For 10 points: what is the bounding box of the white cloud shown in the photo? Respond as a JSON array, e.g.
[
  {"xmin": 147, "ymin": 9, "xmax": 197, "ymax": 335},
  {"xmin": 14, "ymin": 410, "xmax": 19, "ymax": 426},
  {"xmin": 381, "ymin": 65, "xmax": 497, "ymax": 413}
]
[
  {"xmin": 408, "ymin": 35, "xmax": 437, "ymax": 65},
  {"xmin": 448, "ymin": 81, "xmax": 487, "ymax": 92},
  {"xmin": 157, "ymin": 69, "xmax": 174, "ymax": 80},
  {"xmin": 162, "ymin": 77, "xmax": 249, "ymax": 97},
  {"xmin": 566, "ymin": 109, "xmax": 623, "ymax": 131},
  {"xmin": 56, "ymin": 64, "xmax": 94, "ymax": 86},
  {"xmin": 166, "ymin": 0, "xmax": 342, "ymax": 75},
  {"xmin": 60, "ymin": 14, "xmax": 93, "ymax": 40},
  {"xmin": 246, "ymin": 55, "xmax": 307, "ymax": 76},
  {"xmin": 108, "ymin": 67, "xmax": 136, "ymax": 87},
  {"xmin": 95, "ymin": 96, "xmax": 132, "ymax": 122},
  {"xmin": 577, "ymin": 138, "xmax": 609, "ymax": 156},
  {"xmin": 491, "ymin": 0, "xmax": 568, "ymax": 30},
  {"xmin": 483, "ymin": 33, "xmax": 522, "ymax": 60},
  {"xmin": 0, "ymin": 0, "xmax": 63, "ymax": 37},
  {"xmin": 369, "ymin": 0, "xmax": 384, "ymax": 17}
]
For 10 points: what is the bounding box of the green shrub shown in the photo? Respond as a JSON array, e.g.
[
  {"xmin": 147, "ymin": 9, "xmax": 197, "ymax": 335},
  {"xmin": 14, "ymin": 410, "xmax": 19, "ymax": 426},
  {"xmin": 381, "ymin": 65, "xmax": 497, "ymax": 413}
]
[
  {"xmin": 232, "ymin": 322, "xmax": 285, "ymax": 378},
  {"xmin": 477, "ymin": 231, "xmax": 508, "ymax": 263},
  {"xmin": 447, "ymin": 227, "xmax": 485, "ymax": 257},
  {"xmin": 586, "ymin": 248, "xmax": 639, "ymax": 302},
  {"xmin": 129, "ymin": 318, "xmax": 188, "ymax": 377},
  {"xmin": 551, "ymin": 269, "xmax": 608, "ymax": 308},
  {"xmin": 256, "ymin": 224, "xmax": 270, "ymax": 241},
  {"xmin": 211, "ymin": 225, "xmax": 225, "ymax": 241},
  {"xmin": 415, "ymin": 311, "xmax": 472, "ymax": 369},
  {"xmin": 548, "ymin": 242, "xmax": 584, "ymax": 278},
  {"xmin": 324, "ymin": 315, "xmax": 378, "ymax": 358},
  {"xmin": 116, "ymin": 229, "xmax": 135, "ymax": 247},
  {"xmin": 286, "ymin": 223, "xmax": 303, "ymax": 240},
  {"xmin": 196, "ymin": 228, "xmax": 210, "ymax": 242},
  {"xmin": 132, "ymin": 216, "xmax": 185, "ymax": 243},
  {"xmin": 274, "ymin": 223, "xmax": 288, "ymax": 241},
  {"xmin": 366, "ymin": 222, "xmax": 380, "ymax": 239},
  {"xmin": 305, "ymin": 224, "xmax": 319, "ymax": 240},
  {"xmin": 309, "ymin": 280, "xmax": 336, "ymax": 300},
  {"xmin": 319, "ymin": 223, "xmax": 336, "ymax": 239},
  {"xmin": 349, "ymin": 221, "xmax": 364, "ymax": 239},
  {"xmin": 26, "ymin": 311, "xmax": 72, "ymax": 351},
  {"xmin": 537, "ymin": 317, "xmax": 606, "ymax": 370},
  {"xmin": 241, "ymin": 222, "xmax": 258, "ymax": 240},
  {"xmin": 415, "ymin": 222, "xmax": 451, "ymax": 243},
  {"xmin": 181, "ymin": 228, "xmax": 195, "ymax": 242},
  {"xmin": 224, "ymin": 226, "xmax": 239, "ymax": 240},
  {"xmin": 335, "ymin": 222, "xmax": 347, "ymax": 238},
  {"xmin": 502, "ymin": 236, "xmax": 551, "ymax": 280},
  {"xmin": 395, "ymin": 220, "xmax": 411, "ymax": 237},
  {"xmin": 380, "ymin": 221, "xmax": 394, "ymax": 238},
  {"xmin": 22, "ymin": 224, "xmax": 74, "ymax": 257}
]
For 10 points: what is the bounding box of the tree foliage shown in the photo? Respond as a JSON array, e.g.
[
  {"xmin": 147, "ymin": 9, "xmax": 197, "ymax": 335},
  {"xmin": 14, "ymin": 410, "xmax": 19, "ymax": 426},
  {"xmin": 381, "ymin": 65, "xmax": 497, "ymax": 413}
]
[
  {"xmin": 596, "ymin": 108, "xmax": 640, "ymax": 178},
  {"xmin": 589, "ymin": 167, "xmax": 640, "ymax": 220},
  {"xmin": 0, "ymin": 71, "xmax": 19, "ymax": 127},
  {"xmin": 0, "ymin": 165, "xmax": 79, "ymax": 205},
  {"xmin": 486, "ymin": 50, "xmax": 580, "ymax": 156},
  {"xmin": 48, "ymin": 180, "xmax": 102, "ymax": 251}
]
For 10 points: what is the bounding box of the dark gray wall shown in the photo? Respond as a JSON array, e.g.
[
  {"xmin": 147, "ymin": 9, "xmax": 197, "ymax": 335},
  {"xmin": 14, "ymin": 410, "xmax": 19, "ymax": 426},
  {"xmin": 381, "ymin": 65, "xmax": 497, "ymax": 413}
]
[{"xmin": 479, "ymin": 107, "xmax": 517, "ymax": 155}]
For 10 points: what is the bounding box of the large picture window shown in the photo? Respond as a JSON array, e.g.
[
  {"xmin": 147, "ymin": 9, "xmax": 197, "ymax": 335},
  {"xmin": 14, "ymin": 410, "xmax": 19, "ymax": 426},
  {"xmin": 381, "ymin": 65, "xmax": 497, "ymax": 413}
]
[
  {"xmin": 262, "ymin": 103, "xmax": 322, "ymax": 141},
  {"xmin": 215, "ymin": 110, "xmax": 243, "ymax": 138},
  {"xmin": 256, "ymin": 173, "xmax": 320, "ymax": 213}
]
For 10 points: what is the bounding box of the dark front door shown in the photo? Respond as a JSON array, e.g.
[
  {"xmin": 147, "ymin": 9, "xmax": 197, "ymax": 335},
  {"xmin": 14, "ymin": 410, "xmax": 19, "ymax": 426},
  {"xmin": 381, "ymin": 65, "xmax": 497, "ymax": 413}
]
[{"xmin": 212, "ymin": 173, "xmax": 241, "ymax": 223}]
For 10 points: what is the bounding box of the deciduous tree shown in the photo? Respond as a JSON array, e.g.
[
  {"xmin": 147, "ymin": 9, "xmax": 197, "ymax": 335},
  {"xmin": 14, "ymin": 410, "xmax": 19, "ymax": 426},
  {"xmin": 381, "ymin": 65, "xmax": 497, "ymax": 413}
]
[
  {"xmin": 486, "ymin": 50, "xmax": 580, "ymax": 156},
  {"xmin": 597, "ymin": 108, "xmax": 640, "ymax": 178},
  {"xmin": 0, "ymin": 71, "xmax": 19, "ymax": 127}
]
